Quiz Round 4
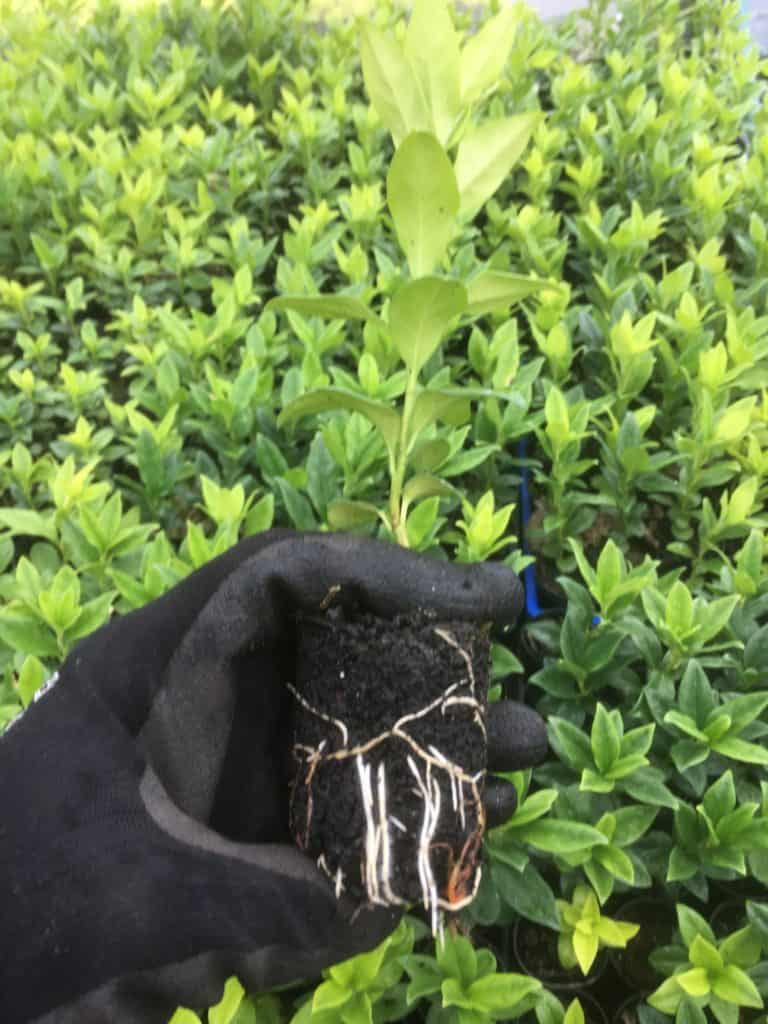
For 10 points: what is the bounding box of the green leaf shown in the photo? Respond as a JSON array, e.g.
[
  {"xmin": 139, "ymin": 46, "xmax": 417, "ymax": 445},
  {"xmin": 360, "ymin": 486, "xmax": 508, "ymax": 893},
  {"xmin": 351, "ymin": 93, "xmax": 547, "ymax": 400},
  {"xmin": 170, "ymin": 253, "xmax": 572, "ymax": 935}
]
[
  {"xmin": 402, "ymin": 474, "xmax": 455, "ymax": 507},
  {"xmin": 688, "ymin": 936, "xmax": 723, "ymax": 971},
  {"xmin": 359, "ymin": 24, "xmax": 429, "ymax": 146},
  {"xmin": 465, "ymin": 270, "xmax": 550, "ymax": 316},
  {"xmin": 696, "ymin": 595, "xmax": 739, "ymax": 645},
  {"xmin": 327, "ymin": 500, "xmax": 382, "ymax": 530},
  {"xmin": 465, "ymin": 972, "xmax": 541, "ymax": 1013},
  {"xmin": 67, "ymin": 591, "xmax": 115, "ymax": 643},
  {"xmin": 591, "ymin": 703, "xmax": 621, "ymax": 774},
  {"xmin": 389, "ymin": 276, "xmax": 467, "ymax": 375},
  {"xmin": 209, "ymin": 977, "xmax": 245, "ymax": 1024},
  {"xmin": 679, "ymin": 660, "xmax": 716, "ymax": 726},
  {"xmin": 460, "ymin": 5, "xmax": 519, "ymax": 104},
  {"xmin": 0, "ymin": 608, "xmax": 60, "ymax": 657},
  {"xmin": 711, "ymin": 736, "xmax": 768, "ymax": 765},
  {"xmin": 404, "ymin": 0, "xmax": 461, "ymax": 146},
  {"xmin": 168, "ymin": 1011, "xmax": 202, "ymax": 1024},
  {"xmin": 547, "ymin": 717, "xmax": 593, "ymax": 771},
  {"xmin": 703, "ymin": 771, "xmax": 736, "ymax": 822},
  {"xmin": 676, "ymin": 968, "xmax": 710, "ymax": 997},
  {"xmin": 266, "ymin": 294, "xmax": 379, "ymax": 323},
  {"xmin": 666, "ymin": 580, "xmax": 694, "ymax": 638},
  {"xmin": 410, "ymin": 389, "xmax": 472, "ymax": 437},
  {"xmin": 746, "ymin": 901, "xmax": 768, "ymax": 944},
  {"xmin": 711, "ymin": 965, "xmax": 763, "ymax": 1008},
  {"xmin": 278, "ymin": 388, "xmax": 401, "ymax": 454},
  {"xmin": 314, "ymin": 979, "xmax": 351, "ymax": 1013},
  {"xmin": 622, "ymin": 767, "xmax": 679, "ymax": 809},
  {"xmin": 518, "ymin": 818, "xmax": 609, "ymax": 854},
  {"xmin": 387, "ymin": 132, "xmax": 459, "ymax": 277},
  {"xmin": 0, "ymin": 508, "xmax": 57, "ymax": 543},
  {"xmin": 677, "ymin": 905, "xmax": 716, "ymax": 947},
  {"xmin": 572, "ymin": 929, "xmax": 599, "ymax": 974},
  {"xmin": 665, "ymin": 710, "xmax": 708, "ymax": 742},
  {"xmin": 437, "ymin": 933, "xmax": 477, "ymax": 988},
  {"xmin": 455, "ymin": 114, "xmax": 538, "ymax": 219},
  {"xmin": 491, "ymin": 861, "xmax": 560, "ymax": 929},
  {"xmin": 403, "ymin": 954, "xmax": 443, "ymax": 1003}
]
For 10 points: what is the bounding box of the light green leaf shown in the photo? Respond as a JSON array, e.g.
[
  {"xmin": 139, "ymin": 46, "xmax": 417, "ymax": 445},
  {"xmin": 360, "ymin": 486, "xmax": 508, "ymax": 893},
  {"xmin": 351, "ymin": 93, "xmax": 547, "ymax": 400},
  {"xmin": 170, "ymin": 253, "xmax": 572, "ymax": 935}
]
[
  {"xmin": 266, "ymin": 294, "xmax": 380, "ymax": 323},
  {"xmin": 402, "ymin": 474, "xmax": 456, "ymax": 507},
  {"xmin": 455, "ymin": 114, "xmax": 538, "ymax": 219},
  {"xmin": 572, "ymin": 929, "xmax": 599, "ymax": 974},
  {"xmin": 209, "ymin": 977, "xmax": 245, "ymax": 1024},
  {"xmin": 327, "ymin": 500, "xmax": 382, "ymax": 530},
  {"xmin": 387, "ymin": 132, "xmax": 459, "ymax": 277},
  {"xmin": 688, "ymin": 936, "xmax": 723, "ymax": 972},
  {"xmin": 711, "ymin": 965, "xmax": 763, "ymax": 1008},
  {"xmin": 465, "ymin": 972, "xmax": 541, "ymax": 1013},
  {"xmin": 278, "ymin": 388, "xmax": 401, "ymax": 454},
  {"xmin": 676, "ymin": 968, "xmax": 710, "ymax": 997},
  {"xmin": 465, "ymin": 270, "xmax": 550, "ymax": 316},
  {"xmin": 168, "ymin": 1011, "xmax": 202, "ymax": 1024},
  {"xmin": 666, "ymin": 580, "xmax": 694, "ymax": 638},
  {"xmin": 389, "ymin": 276, "xmax": 467, "ymax": 375},
  {"xmin": 359, "ymin": 25, "xmax": 430, "ymax": 146},
  {"xmin": 711, "ymin": 736, "xmax": 768, "ymax": 765},
  {"xmin": 591, "ymin": 703, "xmax": 621, "ymax": 774},
  {"xmin": 0, "ymin": 508, "xmax": 57, "ymax": 543},
  {"xmin": 518, "ymin": 818, "xmax": 609, "ymax": 854},
  {"xmin": 404, "ymin": 0, "xmax": 461, "ymax": 146},
  {"xmin": 313, "ymin": 979, "xmax": 351, "ymax": 1012},
  {"xmin": 460, "ymin": 6, "xmax": 519, "ymax": 104}
]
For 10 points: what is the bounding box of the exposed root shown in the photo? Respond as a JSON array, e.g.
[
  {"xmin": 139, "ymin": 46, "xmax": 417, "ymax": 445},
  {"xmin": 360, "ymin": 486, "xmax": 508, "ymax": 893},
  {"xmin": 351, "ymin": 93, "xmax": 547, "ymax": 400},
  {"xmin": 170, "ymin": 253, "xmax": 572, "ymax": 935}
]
[{"xmin": 288, "ymin": 635, "xmax": 486, "ymax": 936}]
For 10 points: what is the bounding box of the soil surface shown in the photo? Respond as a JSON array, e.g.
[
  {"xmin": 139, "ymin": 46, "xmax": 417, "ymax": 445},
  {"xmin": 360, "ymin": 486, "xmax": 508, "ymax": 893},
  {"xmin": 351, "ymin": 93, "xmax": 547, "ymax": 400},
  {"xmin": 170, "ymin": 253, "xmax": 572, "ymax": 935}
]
[{"xmin": 288, "ymin": 608, "xmax": 491, "ymax": 917}]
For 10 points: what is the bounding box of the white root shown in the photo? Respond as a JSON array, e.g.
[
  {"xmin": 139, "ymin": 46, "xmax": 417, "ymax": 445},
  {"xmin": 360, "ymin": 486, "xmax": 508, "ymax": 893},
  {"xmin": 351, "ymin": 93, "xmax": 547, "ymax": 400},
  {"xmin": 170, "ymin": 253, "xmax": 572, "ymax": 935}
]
[{"xmin": 292, "ymin": 632, "xmax": 486, "ymax": 934}]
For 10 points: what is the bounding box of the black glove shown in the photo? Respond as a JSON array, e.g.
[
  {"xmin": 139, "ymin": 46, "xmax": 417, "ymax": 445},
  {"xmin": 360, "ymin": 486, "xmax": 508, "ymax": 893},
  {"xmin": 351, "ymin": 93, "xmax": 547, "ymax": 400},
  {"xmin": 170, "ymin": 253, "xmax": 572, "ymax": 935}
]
[{"xmin": 0, "ymin": 531, "xmax": 547, "ymax": 1024}]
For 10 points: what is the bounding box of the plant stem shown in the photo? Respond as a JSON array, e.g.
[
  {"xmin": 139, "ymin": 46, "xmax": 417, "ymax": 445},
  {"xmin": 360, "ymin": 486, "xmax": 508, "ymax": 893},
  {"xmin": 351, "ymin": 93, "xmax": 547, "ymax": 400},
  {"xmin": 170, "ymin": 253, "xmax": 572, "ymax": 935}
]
[{"xmin": 389, "ymin": 367, "xmax": 420, "ymax": 546}]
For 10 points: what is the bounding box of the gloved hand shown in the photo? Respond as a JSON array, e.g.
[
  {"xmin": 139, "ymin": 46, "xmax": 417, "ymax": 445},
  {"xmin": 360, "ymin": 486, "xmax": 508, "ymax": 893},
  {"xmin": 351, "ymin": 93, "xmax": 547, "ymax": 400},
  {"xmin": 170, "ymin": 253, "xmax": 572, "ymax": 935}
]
[{"xmin": 0, "ymin": 530, "xmax": 547, "ymax": 1024}]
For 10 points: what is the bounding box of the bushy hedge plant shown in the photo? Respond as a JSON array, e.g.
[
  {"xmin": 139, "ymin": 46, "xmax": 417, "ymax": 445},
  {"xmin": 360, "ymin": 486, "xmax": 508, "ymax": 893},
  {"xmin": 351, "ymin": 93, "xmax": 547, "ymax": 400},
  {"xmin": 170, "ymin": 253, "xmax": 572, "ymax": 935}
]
[{"xmin": 1, "ymin": 0, "xmax": 767, "ymax": 1021}]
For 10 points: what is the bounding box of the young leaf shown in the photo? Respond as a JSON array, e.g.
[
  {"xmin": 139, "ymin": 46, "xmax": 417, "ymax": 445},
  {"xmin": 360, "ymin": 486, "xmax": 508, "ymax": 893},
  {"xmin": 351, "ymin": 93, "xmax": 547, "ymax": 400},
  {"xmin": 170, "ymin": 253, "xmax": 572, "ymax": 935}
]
[
  {"xmin": 389, "ymin": 277, "xmax": 467, "ymax": 375},
  {"xmin": 327, "ymin": 500, "xmax": 383, "ymax": 530},
  {"xmin": 387, "ymin": 132, "xmax": 459, "ymax": 277},
  {"xmin": 460, "ymin": 6, "xmax": 519, "ymax": 105},
  {"xmin": 266, "ymin": 294, "xmax": 380, "ymax": 323},
  {"xmin": 465, "ymin": 972, "xmax": 541, "ymax": 1013},
  {"xmin": 403, "ymin": 0, "xmax": 461, "ymax": 146},
  {"xmin": 665, "ymin": 580, "xmax": 694, "ymax": 639},
  {"xmin": 465, "ymin": 270, "xmax": 550, "ymax": 315},
  {"xmin": 278, "ymin": 388, "xmax": 401, "ymax": 454},
  {"xmin": 359, "ymin": 25, "xmax": 429, "ymax": 146},
  {"xmin": 455, "ymin": 114, "xmax": 539, "ymax": 219}
]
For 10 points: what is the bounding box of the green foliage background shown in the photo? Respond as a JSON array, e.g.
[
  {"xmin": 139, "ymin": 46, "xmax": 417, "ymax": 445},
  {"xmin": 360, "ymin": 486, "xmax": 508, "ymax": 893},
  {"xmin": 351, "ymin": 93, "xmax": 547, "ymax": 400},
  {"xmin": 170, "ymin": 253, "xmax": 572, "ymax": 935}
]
[{"xmin": 1, "ymin": 0, "xmax": 767, "ymax": 1021}]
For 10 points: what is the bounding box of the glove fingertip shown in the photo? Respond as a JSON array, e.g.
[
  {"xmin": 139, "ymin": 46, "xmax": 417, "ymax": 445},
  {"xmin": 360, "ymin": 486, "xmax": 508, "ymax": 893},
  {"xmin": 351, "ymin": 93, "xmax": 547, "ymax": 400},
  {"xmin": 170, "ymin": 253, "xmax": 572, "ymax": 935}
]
[{"xmin": 486, "ymin": 700, "xmax": 549, "ymax": 772}]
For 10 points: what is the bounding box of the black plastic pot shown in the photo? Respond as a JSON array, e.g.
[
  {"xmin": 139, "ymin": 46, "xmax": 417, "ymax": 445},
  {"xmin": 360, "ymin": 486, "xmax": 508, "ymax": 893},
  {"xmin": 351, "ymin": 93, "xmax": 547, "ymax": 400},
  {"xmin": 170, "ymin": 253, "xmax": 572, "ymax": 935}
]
[
  {"xmin": 513, "ymin": 917, "xmax": 608, "ymax": 991},
  {"xmin": 608, "ymin": 896, "xmax": 675, "ymax": 994},
  {"xmin": 710, "ymin": 898, "xmax": 747, "ymax": 938}
]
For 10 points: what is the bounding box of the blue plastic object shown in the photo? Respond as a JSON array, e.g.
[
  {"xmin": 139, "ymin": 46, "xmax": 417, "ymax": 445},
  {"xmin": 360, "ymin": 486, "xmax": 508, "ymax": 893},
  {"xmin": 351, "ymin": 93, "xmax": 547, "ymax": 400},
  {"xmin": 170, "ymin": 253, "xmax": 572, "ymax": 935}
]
[{"xmin": 517, "ymin": 436, "xmax": 602, "ymax": 627}]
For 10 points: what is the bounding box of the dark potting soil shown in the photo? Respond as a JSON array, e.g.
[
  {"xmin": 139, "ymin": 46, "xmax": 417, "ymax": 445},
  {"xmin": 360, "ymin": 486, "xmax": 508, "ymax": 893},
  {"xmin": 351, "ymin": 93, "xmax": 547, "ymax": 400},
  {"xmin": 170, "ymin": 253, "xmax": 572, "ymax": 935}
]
[{"xmin": 288, "ymin": 608, "xmax": 491, "ymax": 913}]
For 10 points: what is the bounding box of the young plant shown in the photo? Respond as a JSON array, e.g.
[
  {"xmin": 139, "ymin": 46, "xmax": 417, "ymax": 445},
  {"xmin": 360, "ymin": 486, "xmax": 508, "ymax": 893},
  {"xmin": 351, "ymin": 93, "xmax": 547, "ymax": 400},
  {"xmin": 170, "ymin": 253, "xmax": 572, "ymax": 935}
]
[
  {"xmin": 289, "ymin": 918, "xmax": 415, "ymax": 1024},
  {"xmin": 270, "ymin": 0, "xmax": 549, "ymax": 546},
  {"xmin": 662, "ymin": 659, "xmax": 768, "ymax": 773},
  {"xmin": 547, "ymin": 703, "xmax": 662, "ymax": 799},
  {"xmin": 401, "ymin": 927, "xmax": 541, "ymax": 1023},
  {"xmin": 668, "ymin": 770, "xmax": 768, "ymax": 898},
  {"xmin": 648, "ymin": 904, "xmax": 764, "ymax": 1022},
  {"xmin": 555, "ymin": 884, "xmax": 639, "ymax": 975}
]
